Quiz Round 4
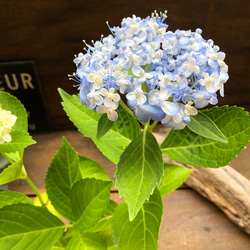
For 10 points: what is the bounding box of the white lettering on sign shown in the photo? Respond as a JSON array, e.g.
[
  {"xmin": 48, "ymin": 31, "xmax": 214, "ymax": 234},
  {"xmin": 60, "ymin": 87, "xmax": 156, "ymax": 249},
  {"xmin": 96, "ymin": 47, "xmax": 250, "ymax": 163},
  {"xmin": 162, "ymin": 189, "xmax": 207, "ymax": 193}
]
[{"xmin": 0, "ymin": 73, "xmax": 35, "ymax": 90}]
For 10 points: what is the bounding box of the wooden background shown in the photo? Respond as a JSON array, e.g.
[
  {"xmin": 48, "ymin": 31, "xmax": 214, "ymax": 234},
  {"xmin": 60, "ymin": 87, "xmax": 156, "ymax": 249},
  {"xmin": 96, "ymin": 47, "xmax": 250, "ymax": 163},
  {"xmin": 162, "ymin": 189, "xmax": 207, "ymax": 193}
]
[{"xmin": 0, "ymin": 0, "xmax": 249, "ymax": 130}]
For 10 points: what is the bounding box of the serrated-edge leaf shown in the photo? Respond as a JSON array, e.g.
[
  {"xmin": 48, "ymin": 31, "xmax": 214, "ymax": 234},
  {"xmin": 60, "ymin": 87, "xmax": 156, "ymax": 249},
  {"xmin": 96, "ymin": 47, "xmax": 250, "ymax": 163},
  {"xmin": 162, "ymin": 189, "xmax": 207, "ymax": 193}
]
[
  {"xmin": 45, "ymin": 137, "xmax": 82, "ymax": 221},
  {"xmin": 158, "ymin": 163, "xmax": 192, "ymax": 197},
  {"xmin": 58, "ymin": 88, "xmax": 140, "ymax": 164},
  {"xmin": 112, "ymin": 189, "xmax": 163, "ymax": 250},
  {"xmin": 115, "ymin": 131, "xmax": 163, "ymax": 220},
  {"xmin": 0, "ymin": 130, "xmax": 36, "ymax": 154},
  {"xmin": 71, "ymin": 178, "xmax": 113, "ymax": 231},
  {"xmin": 187, "ymin": 111, "xmax": 228, "ymax": 143},
  {"xmin": 79, "ymin": 156, "xmax": 111, "ymax": 181},
  {"xmin": 0, "ymin": 191, "xmax": 33, "ymax": 209},
  {"xmin": 0, "ymin": 204, "xmax": 65, "ymax": 250},
  {"xmin": 0, "ymin": 160, "xmax": 23, "ymax": 185},
  {"xmin": 66, "ymin": 232, "xmax": 107, "ymax": 250},
  {"xmin": 161, "ymin": 106, "xmax": 250, "ymax": 167},
  {"xmin": 0, "ymin": 91, "xmax": 28, "ymax": 132}
]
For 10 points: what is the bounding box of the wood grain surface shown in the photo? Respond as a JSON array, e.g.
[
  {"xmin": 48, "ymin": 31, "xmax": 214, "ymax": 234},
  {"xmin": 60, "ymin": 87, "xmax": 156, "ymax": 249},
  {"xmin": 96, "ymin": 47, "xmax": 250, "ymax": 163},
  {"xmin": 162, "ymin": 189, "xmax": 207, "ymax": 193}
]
[{"xmin": 0, "ymin": 1, "xmax": 249, "ymax": 130}]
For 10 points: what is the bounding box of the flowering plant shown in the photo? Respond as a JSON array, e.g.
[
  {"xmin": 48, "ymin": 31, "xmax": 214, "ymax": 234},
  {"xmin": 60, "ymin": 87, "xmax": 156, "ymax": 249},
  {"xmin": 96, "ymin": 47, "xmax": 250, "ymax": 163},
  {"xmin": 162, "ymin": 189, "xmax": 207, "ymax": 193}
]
[{"xmin": 0, "ymin": 11, "xmax": 250, "ymax": 249}]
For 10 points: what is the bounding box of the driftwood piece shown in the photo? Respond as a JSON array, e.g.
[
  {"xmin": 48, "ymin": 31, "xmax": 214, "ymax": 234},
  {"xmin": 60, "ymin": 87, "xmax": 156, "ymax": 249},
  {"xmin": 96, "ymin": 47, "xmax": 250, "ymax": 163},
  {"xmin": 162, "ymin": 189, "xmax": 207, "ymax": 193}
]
[
  {"xmin": 154, "ymin": 129, "xmax": 250, "ymax": 235},
  {"xmin": 184, "ymin": 164, "xmax": 250, "ymax": 235}
]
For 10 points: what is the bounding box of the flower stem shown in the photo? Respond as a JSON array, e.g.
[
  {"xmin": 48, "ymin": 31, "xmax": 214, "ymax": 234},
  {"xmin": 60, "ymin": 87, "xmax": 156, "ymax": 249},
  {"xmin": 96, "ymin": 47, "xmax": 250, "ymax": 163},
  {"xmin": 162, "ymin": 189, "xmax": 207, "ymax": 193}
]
[
  {"xmin": 24, "ymin": 176, "xmax": 46, "ymax": 207},
  {"xmin": 119, "ymin": 99, "xmax": 134, "ymax": 117},
  {"xmin": 148, "ymin": 120, "xmax": 158, "ymax": 132}
]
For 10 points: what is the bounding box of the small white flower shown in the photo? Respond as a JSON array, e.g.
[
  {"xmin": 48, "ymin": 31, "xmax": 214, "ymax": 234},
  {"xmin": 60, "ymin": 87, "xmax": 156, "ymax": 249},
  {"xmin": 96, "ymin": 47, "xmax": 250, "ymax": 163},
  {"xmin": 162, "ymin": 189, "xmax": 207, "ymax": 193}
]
[
  {"xmin": 0, "ymin": 108, "xmax": 17, "ymax": 144},
  {"xmin": 100, "ymin": 87, "xmax": 120, "ymax": 107},
  {"xmin": 96, "ymin": 102, "xmax": 119, "ymax": 121}
]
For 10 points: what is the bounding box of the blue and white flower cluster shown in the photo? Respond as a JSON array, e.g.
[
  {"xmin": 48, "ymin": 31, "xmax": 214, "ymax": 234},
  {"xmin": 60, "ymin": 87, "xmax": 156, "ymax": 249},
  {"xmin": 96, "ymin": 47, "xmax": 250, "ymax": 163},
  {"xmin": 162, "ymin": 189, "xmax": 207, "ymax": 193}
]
[{"xmin": 70, "ymin": 10, "xmax": 228, "ymax": 129}]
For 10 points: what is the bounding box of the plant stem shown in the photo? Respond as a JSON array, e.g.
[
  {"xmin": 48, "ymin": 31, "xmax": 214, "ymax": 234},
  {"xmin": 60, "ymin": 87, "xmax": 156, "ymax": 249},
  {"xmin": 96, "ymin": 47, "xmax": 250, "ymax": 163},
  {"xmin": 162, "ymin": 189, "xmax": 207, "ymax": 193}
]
[
  {"xmin": 119, "ymin": 99, "xmax": 135, "ymax": 117},
  {"xmin": 148, "ymin": 120, "xmax": 158, "ymax": 132},
  {"xmin": 24, "ymin": 176, "xmax": 46, "ymax": 207}
]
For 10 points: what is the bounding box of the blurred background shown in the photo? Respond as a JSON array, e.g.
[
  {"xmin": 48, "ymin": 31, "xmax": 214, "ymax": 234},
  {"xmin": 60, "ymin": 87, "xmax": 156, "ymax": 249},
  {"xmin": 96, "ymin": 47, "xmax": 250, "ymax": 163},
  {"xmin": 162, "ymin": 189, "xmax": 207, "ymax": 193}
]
[{"xmin": 0, "ymin": 0, "xmax": 249, "ymax": 131}]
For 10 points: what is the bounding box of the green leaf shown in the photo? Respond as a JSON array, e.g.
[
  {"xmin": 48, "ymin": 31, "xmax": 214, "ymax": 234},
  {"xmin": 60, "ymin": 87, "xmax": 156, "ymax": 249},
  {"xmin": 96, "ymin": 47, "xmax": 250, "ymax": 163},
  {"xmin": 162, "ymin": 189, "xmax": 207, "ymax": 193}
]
[
  {"xmin": 112, "ymin": 189, "xmax": 163, "ymax": 250},
  {"xmin": 115, "ymin": 131, "xmax": 163, "ymax": 220},
  {"xmin": 58, "ymin": 88, "xmax": 101, "ymax": 139},
  {"xmin": 79, "ymin": 156, "xmax": 111, "ymax": 181},
  {"xmin": 158, "ymin": 163, "xmax": 193, "ymax": 197},
  {"xmin": 0, "ymin": 91, "xmax": 28, "ymax": 132},
  {"xmin": 0, "ymin": 160, "xmax": 25, "ymax": 185},
  {"xmin": 66, "ymin": 232, "xmax": 107, "ymax": 250},
  {"xmin": 34, "ymin": 192, "xmax": 61, "ymax": 218},
  {"xmin": 71, "ymin": 178, "xmax": 112, "ymax": 231},
  {"xmin": 45, "ymin": 137, "xmax": 82, "ymax": 221},
  {"xmin": 187, "ymin": 111, "xmax": 228, "ymax": 143},
  {"xmin": 97, "ymin": 114, "xmax": 114, "ymax": 139},
  {"xmin": 161, "ymin": 106, "xmax": 250, "ymax": 168},
  {"xmin": 0, "ymin": 204, "xmax": 65, "ymax": 250},
  {"xmin": 58, "ymin": 88, "xmax": 140, "ymax": 164},
  {"xmin": 0, "ymin": 191, "xmax": 33, "ymax": 209},
  {"xmin": 85, "ymin": 199, "xmax": 118, "ymax": 232},
  {"xmin": 0, "ymin": 130, "xmax": 36, "ymax": 155}
]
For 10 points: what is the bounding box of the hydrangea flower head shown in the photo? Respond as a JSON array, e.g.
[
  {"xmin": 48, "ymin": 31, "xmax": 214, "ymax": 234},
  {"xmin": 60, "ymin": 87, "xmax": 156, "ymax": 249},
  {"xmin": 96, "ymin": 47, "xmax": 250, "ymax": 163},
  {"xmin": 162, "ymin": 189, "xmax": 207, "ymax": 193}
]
[
  {"xmin": 0, "ymin": 107, "xmax": 17, "ymax": 144},
  {"xmin": 70, "ymin": 11, "xmax": 228, "ymax": 130}
]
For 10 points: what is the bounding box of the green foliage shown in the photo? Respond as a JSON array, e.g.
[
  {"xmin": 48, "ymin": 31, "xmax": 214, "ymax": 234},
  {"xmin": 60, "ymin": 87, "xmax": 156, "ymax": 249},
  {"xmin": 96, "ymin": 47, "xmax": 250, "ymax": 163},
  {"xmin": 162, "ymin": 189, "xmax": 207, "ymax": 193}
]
[
  {"xmin": 58, "ymin": 88, "xmax": 140, "ymax": 164},
  {"xmin": 0, "ymin": 160, "xmax": 25, "ymax": 185},
  {"xmin": 79, "ymin": 156, "xmax": 111, "ymax": 181},
  {"xmin": 187, "ymin": 111, "xmax": 228, "ymax": 143},
  {"xmin": 158, "ymin": 163, "xmax": 193, "ymax": 197},
  {"xmin": 0, "ymin": 91, "xmax": 36, "ymax": 162},
  {"xmin": 0, "ymin": 204, "xmax": 66, "ymax": 250},
  {"xmin": 66, "ymin": 232, "xmax": 107, "ymax": 250},
  {"xmin": 115, "ymin": 130, "xmax": 163, "ymax": 220},
  {"xmin": 85, "ymin": 200, "xmax": 118, "ymax": 232},
  {"xmin": 45, "ymin": 137, "xmax": 82, "ymax": 221},
  {"xmin": 1, "ymin": 90, "xmax": 250, "ymax": 250},
  {"xmin": 112, "ymin": 189, "xmax": 163, "ymax": 250},
  {"xmin": 0, "ymin": 191, "xmax": 33, "ymax": 209},
  {"xmin": 0, "ymin": 130, "xmax": 35, "ymax": 155},
  {"xmin": 71, "ymin": 178, "xmax": 112, "ymax": 230},
  {"xmin": 97, "ymin": 114, "xmax": 114, "ymax": 139},
  {"xmin": 0, "ymin": 91, "xmax": 28, "ymax": 132},
  {"xmin": 161, "ymin": 106, "xmax": 250, "ymax": 167}
]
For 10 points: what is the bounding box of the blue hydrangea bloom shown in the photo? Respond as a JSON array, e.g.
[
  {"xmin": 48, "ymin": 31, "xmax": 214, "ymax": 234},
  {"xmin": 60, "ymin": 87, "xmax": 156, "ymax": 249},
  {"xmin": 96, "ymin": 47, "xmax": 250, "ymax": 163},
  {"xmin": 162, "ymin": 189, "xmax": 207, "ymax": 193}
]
[{"xmin": 70, "ymin": 10, "xmax": 228, "ymax": 129}]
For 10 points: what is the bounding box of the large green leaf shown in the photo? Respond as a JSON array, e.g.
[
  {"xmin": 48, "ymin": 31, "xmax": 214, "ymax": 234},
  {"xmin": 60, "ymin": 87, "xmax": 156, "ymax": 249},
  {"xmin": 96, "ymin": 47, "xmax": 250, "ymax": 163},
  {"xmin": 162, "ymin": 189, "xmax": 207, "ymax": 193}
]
[
  {"xmin": 0, "ymin": 191, "xmax": 33, "ymax": 209},
  {"xmin": 45, "ymin": 137, "xmax": 82, "ymax": 221},
  {"xmin": 71, "ymin": 178, "xmax": 112, "ymax": 231},
  {"xmin": 115, "ymin": 131, "xmax": 163, "ymax": 221},
  {"xmin": 0, "ymin": 160, "xmax": 25, "ymax": 185},
  {"xmin": 161, "ymin": 106, "xmax": 250, "ymax": 167},
  {"xmin": 0, "ymin": 91, "xmax": 28, "ymax": 132},
  {"xmin": 58, "ymin": 88, "xmax": 140, "ymax": 164},
  {"xmin": 66, "ymin": 232, "xmax": 107, "ymax": 250},
  {"xmin": 0, "ymin": 204, "xmax": 65, "ymax": 250},
  {"xmin": 187, "ymin": 111, "xmax": 228, "ymax": 143},
  {"xmin": 112, "ymin": 189, "xmax": 163, "ymax": 250},
  {"xmin": 79, "ymin": 156, "xmax": 111, "ymax": 182},
  {"xmin": 158, "ymin": 163, "xmax": 192, "ymax": 197}
]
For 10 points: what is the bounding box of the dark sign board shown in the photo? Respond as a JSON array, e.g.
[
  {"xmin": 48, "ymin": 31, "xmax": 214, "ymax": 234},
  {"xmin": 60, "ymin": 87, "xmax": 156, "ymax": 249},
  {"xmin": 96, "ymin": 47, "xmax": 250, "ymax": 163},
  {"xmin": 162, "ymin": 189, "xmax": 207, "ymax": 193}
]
[{"xmin": 0, "ymin": 61, "xmax": 51, "ymax": 133}]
